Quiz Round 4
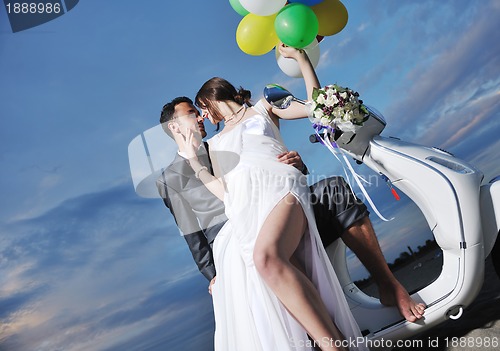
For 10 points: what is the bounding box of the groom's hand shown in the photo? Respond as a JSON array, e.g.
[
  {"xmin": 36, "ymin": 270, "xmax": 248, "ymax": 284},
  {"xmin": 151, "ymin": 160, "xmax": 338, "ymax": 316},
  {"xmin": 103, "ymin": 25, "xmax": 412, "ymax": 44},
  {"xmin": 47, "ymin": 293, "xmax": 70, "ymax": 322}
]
[
  {"xmin": 277, "ymin": 151, "xmax": 304, "ymax": 172},
  {"xmin": 208, "ymin": 276, "xmax": 216, "ymax": 295}
]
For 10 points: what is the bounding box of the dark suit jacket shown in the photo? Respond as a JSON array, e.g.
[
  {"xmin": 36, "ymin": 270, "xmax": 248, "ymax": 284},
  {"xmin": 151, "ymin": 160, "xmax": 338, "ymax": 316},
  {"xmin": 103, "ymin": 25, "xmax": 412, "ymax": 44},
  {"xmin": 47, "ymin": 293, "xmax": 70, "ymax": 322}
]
[{"xmin": 156, "ymin": 144, "xmax": 226, "ymax": 281}]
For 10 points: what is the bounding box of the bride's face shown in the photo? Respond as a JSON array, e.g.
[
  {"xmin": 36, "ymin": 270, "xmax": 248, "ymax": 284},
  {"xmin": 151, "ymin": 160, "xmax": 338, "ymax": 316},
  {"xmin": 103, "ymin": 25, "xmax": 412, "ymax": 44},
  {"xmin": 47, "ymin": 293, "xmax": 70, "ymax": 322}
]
[{"xmin": 200, "ymin": 104, "xmax": 222, "ymax": 125}]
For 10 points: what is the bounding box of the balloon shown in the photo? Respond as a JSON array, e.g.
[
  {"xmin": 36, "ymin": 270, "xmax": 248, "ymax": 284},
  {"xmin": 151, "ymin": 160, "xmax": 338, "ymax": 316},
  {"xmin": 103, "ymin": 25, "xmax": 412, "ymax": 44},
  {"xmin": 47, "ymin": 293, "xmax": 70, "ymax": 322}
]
[
  {"xmin": 240, "ymin": 0, "xmax": 287, "ymax": 16},
  {"xmin": 229, "ymin": 0, "xmax": 249, "ymax": 16},
  {"xmin": 288, "ymin": 0, "xmax": 324, "ymax": 5},
  {"xmin": 311, "ymin": 0, "xmax": 348, "ymax": 36},
  {"xmin": 276, "ymin": 38, "xmax": 321, "ymax": 78},
  {"xmin": 236, "ymin": 14, "xmax": 279, "ymax": 56},
  {"xmin": 275, "ymin": 3, "xmax": 319, "ymax": 49}
]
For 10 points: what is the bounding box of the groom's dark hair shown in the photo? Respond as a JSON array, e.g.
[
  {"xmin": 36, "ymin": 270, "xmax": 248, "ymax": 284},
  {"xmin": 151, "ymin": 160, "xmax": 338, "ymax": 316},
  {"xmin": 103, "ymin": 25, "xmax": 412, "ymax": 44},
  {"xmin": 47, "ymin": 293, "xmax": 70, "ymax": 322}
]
[{"xmin": 160, "ymin": 96, "xmax": 194, "ymax": 137}]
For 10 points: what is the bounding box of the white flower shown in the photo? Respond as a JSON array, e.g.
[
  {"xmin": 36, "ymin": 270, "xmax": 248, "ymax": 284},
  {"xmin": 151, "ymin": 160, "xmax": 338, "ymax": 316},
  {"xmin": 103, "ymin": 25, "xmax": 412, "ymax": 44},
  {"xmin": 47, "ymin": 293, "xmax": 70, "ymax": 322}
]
[
  {"xmin": 343, "ymin": 110, "xmax": 353, "ymax": 121},
  {"xmin": 325, "ymin": 94, "xmax": 338, "ymax": 106},
  {"xmin": 316, "ymin": 94, "xmax": 326, "ymax": 105},
  {"xmin": 313, "ymin": 109, "xmax": 324, "ymax": 119},
  {"xmin": 320, "ymin": 117, "xmax": 331, "ymax": 126},
  {"xmin": 340, "ymin": 92, "xmax": 348, "ymax": 100}
]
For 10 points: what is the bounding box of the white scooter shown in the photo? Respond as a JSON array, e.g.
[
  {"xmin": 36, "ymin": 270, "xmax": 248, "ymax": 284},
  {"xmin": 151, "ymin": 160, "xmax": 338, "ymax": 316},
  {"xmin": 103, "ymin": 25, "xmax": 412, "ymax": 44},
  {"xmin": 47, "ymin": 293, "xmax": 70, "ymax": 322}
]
[{"xmin": 264, "ymin": 85, "xmax": 500, "ymax": 342}]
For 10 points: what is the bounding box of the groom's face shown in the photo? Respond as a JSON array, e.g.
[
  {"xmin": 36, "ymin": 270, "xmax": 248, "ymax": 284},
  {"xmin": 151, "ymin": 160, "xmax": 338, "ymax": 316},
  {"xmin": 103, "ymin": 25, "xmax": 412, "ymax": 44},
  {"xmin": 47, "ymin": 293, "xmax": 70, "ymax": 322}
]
[{"xmin": 173, "ymin": 102, "xmax": 207, "ymax": 138}]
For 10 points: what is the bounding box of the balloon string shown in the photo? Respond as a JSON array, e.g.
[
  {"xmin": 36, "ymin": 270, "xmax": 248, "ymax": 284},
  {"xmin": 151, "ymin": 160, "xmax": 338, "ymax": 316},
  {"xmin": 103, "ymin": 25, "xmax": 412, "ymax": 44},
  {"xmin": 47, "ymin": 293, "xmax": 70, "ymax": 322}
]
[{"xmin": 314, "ymin": 127, "xmax": 393, "ymax": 222}]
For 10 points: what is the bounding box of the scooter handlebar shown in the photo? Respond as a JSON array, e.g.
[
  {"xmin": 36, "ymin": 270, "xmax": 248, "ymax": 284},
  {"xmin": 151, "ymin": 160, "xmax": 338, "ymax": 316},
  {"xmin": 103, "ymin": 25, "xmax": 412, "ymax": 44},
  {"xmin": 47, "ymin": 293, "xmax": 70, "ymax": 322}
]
[{"xmin": 309, "ymin": 134, "xmax": 320, "ymax": 144}]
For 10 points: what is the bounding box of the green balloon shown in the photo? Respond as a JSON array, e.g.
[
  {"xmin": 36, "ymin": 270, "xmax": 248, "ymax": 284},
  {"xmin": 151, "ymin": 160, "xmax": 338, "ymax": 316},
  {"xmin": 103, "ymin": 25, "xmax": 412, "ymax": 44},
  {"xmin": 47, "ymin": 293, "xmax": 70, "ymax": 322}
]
[
  {"xmin": 275, "ymin": 3, "xmax": 319, "ymax": 48},
  {"xmin": 229, "ymin": 0, "xmax": 249, "ymax": 16}
]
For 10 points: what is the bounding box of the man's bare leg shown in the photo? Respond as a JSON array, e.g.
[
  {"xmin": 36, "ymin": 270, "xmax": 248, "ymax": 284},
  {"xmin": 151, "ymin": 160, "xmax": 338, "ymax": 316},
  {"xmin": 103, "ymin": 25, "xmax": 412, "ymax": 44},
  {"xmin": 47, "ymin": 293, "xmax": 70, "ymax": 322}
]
[{"xmin": 341, "ymin": 216, "xmax": 426, "ymax": 322}]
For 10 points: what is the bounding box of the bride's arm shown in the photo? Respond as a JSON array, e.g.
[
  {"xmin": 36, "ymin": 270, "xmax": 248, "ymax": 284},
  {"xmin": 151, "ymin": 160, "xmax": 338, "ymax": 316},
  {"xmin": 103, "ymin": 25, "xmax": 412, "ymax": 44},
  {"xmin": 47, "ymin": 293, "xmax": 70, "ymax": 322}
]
[
  {"xmin": 182, "ymin": 130, "xmax": 225, "ymax": 201},
  {"xmin": 190, "ymin": 158, "xmax": 225, "ymax": 201},
  {"xmin": 269, "ymin": 44, "xmax": 321, "ymax": 120}
]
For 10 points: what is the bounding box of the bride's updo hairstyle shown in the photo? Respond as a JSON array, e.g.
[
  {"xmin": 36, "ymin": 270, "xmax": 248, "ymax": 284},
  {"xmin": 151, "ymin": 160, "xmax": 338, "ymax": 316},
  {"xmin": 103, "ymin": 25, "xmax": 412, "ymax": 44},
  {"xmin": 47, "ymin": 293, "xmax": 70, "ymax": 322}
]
[{"xmin": 195, "ymin": 77, "xmax": 252, "ymax": 122}]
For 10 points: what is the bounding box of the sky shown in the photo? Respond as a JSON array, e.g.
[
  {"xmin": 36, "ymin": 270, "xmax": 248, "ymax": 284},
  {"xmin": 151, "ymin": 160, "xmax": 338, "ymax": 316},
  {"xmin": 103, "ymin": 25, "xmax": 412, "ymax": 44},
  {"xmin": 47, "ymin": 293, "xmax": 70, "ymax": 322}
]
[{"xmin": 1, "ymin": 0, "xmax": 499, "ymax": 350}]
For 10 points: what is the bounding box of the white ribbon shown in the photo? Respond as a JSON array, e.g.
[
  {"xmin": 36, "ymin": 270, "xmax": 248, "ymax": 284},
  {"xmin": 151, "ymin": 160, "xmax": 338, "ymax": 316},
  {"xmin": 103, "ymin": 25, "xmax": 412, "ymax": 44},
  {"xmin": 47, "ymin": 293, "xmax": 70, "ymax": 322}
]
[{"xmin": 314, "ymin": 129, "xmax": 393, "ymax": 222}]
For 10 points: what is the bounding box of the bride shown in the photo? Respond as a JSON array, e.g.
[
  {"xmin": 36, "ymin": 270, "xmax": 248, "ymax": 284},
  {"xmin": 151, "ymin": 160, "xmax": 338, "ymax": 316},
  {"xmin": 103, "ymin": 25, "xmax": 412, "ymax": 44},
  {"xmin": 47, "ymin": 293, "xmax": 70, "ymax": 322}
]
[{"xmin": 181, "ymin": 45, "xmax": 367, "ymax": 351}]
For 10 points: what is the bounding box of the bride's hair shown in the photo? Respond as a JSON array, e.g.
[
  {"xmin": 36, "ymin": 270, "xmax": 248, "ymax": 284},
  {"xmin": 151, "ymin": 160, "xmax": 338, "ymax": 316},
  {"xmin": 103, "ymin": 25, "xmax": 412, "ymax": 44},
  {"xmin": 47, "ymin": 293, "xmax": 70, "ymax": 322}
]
[{"xmin": 195, "ymin": 77, "xmax": 252, "ymax": 122}]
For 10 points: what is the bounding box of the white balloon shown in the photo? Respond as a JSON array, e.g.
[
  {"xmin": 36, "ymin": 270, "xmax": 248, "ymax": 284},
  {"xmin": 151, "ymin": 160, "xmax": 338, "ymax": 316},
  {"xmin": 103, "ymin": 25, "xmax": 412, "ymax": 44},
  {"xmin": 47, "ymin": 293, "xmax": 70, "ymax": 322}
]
[
  {"xmin": 276, "ymin": 39, "xmax": 321, "ymax": 78},
  {"xmin": 240, "ymin": 0, "xmax": 287, "ymax": 16}
]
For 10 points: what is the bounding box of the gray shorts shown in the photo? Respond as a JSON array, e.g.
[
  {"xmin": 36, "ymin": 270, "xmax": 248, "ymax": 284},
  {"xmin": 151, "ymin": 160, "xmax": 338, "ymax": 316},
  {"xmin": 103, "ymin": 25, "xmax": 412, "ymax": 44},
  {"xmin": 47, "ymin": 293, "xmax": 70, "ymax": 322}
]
[{"xmin": 309, "ymin": 176, "xmax": 369, "ymax": 247}]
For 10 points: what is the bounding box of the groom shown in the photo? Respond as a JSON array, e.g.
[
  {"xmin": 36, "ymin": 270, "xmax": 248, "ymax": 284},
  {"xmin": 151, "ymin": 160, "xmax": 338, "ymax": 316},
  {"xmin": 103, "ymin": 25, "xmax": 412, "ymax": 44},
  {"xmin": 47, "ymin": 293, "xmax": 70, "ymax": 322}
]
[{"xmin": 157, "ymin": 96, "xmax": 425, "ymax": 323}]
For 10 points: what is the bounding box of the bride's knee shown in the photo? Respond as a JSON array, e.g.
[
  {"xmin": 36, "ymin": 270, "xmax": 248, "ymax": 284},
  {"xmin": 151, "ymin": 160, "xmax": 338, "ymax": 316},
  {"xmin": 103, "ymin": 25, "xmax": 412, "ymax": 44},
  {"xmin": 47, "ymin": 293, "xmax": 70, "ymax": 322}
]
[{"xmin": 253, "ymin": 248, "xmax": 286, "ymax": 283}]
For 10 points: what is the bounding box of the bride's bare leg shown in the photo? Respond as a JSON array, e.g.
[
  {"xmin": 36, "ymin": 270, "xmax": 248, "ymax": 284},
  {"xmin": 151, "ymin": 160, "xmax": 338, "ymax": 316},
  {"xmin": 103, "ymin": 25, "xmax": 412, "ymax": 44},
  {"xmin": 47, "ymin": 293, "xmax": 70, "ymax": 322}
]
[{"xmin": 253, "ymin": 194, "xmax": 347, "ymax": 351}]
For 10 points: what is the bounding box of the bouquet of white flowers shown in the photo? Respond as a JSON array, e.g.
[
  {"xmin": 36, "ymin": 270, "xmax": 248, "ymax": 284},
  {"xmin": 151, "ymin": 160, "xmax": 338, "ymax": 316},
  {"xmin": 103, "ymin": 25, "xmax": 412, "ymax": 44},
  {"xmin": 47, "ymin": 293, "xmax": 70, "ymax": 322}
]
[{"xmin": 309, "ymin": 84, "xmax": 369, "ymax": 133}]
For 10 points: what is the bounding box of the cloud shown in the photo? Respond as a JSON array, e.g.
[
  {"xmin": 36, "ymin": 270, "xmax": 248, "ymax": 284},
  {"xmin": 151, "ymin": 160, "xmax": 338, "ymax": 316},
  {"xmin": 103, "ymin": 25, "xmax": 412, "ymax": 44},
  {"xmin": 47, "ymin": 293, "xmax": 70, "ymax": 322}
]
[
  {"xmin": 383, "ymin": 1, "xmax": 500, "ymax": 145},
  {"xmin": 0, "ymin": 183, "xmax": 212, "ymax": 351},
  {"xmin": 463, "ymin": 136, "xmax": 500, "ymax": 183}
]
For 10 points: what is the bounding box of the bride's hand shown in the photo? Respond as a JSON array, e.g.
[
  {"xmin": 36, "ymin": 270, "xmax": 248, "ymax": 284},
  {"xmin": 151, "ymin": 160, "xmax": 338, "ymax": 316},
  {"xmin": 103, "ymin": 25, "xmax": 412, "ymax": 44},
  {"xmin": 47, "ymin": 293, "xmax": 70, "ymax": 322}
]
[
  {"xmin": 208, "ymin": 276, "xmax": 216, "ymax": 295},
  {"xmin": 278, "ymin": 42, "xmax": 307, "ymax": 61},
  {"xmin": 180, "ymin": 128, "xmax": 199, "ymax": 163}
]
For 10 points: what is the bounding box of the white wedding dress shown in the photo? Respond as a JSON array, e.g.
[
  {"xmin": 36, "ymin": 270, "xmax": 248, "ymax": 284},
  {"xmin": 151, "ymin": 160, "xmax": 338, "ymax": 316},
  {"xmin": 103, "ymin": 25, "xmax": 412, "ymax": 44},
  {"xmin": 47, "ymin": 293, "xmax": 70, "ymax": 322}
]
[{"xmin": 208, "ymin": 101, "xmax": 366, "ymax": 351}]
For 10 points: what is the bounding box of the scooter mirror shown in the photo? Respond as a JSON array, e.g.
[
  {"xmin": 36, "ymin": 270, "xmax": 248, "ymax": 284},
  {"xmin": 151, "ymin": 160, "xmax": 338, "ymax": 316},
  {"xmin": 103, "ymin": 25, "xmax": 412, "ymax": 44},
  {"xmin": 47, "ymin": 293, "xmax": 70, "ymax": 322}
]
[{"xmin": 264, "ymin": 84, "xmax": 306, "ymax": 109}]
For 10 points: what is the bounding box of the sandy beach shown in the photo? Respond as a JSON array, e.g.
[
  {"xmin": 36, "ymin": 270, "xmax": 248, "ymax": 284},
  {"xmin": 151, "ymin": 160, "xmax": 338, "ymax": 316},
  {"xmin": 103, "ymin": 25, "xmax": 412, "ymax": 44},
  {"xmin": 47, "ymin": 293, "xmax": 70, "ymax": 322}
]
[{"xmin": 391, "ymin": 255, "xmax": 500, "ymax": 351}]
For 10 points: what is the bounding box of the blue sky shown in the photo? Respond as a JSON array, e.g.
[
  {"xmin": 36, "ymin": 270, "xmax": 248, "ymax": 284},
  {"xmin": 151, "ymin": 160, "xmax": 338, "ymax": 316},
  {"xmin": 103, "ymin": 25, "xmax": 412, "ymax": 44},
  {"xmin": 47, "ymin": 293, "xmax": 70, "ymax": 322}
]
[{"xmin": 1, "ymin": 1, "xmax": 499, "ymax": 350}]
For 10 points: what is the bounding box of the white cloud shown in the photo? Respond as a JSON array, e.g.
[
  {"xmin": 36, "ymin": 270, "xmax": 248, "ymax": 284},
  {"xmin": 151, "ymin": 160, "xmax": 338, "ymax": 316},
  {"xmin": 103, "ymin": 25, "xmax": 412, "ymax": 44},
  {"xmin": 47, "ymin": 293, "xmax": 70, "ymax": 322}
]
[
  {"xmin": 0, "ymin": 184, "xmax": 210, "ymax": 351},
  {"xmin": 383, "ymin": 1, "xmax": 500, "ymax": 146},
  {"xmin": 357, "ymin": 22, "xmax": 368, "ymax": 33}
]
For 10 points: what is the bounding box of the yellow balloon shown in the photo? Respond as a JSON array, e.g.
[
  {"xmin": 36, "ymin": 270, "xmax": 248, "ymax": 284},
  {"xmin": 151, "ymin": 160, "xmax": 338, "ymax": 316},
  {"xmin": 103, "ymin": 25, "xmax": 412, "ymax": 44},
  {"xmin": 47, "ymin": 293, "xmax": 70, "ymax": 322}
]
[
  {"xmin": 236, "ymin": 13, "xmax": 279, "ymax": 56},
  {"xmin": 312, "ymin": 0, "xmax": 348, "ymax": 36}
]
